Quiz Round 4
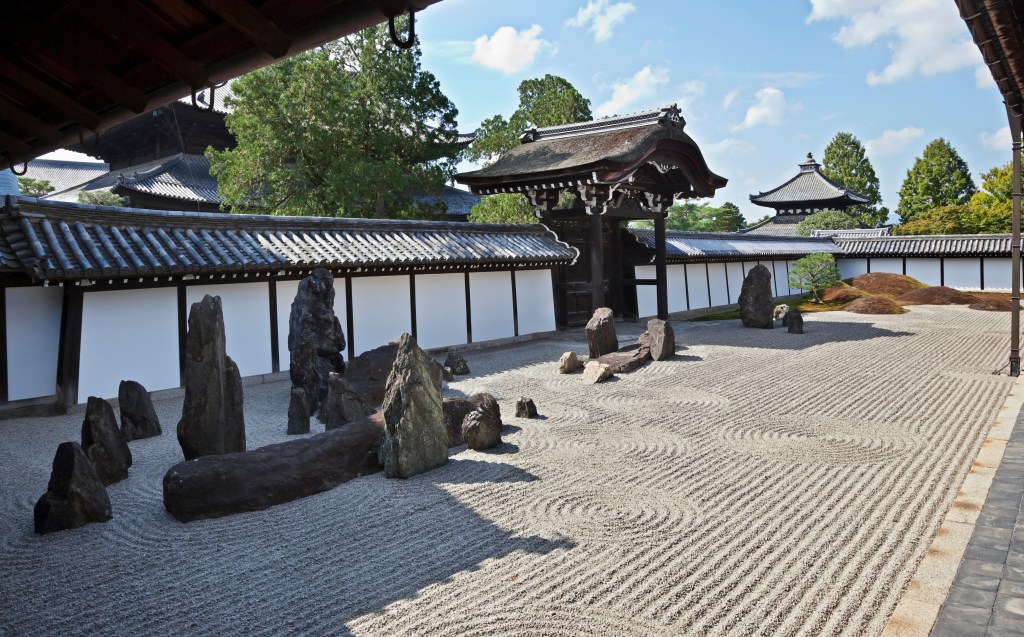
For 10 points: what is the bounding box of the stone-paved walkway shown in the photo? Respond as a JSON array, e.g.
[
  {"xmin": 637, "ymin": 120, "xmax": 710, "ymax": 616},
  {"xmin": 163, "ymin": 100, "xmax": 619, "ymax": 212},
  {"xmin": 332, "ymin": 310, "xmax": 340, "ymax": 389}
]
[{"xmin": 930, "ymin": 403, "xmax": 1024, "ymax": 637}]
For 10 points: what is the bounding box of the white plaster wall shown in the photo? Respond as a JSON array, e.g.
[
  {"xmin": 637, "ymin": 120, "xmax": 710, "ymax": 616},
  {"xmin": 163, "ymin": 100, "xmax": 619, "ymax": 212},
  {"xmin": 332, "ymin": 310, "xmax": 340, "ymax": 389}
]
[
  {"xmin": 983, "ymin": 258, "xmax": 1015, "ymax": 290},
  {"xmin": 771, "ymin": 260, "xmax": 787, "ymax": 296},
  {"xmin": 187, "ymin": 282, "xmax": 272, "ymax": 378},
  {"xmin": 869, "ymin": 258, "xmax": 903, "ymax": 276},
  {"xmin": 6, "ymin": 286, "xmax": 63, "ymax": 400},
  {"xmin": 470, "ymin": 271, "xmax": 515, "ymax": 342},
  {"xmin": 79, "ymin": 288, "xmax": 179, "ymax": 401},
  {"xmin": 635, "ymin": 265, "xmax": 657, "ymax": 317},
  {"xmin": 708, "ymin": 263, "xmax": 730, "ymax": 306},
  {"xmin": 944, "ymin": 258, "xmax": 981, "ymax": 290},
  {"xmin": 838, "ymin": 258, "xmax": 868, "ymax": 280},
  {"xmin": 515, "ymin": 269, "xmax": 556, "ymax": 335},
  {"xmin": 351, "ymin": 275, "xmax": 411, "ymax": 354},
  {"xmin": 667, "ymin": 264, "xmax": 687, "ymax": 312},
  {"xmin": 904, "ymin": 258, "xmax": 942, "ymax": 286},
  {"xmin": 685, "ymin": 263, "xmax": 710, "ymax": 309},
  {"xmin": 414, "ymin": 273, "xmax": 467, "ymax": 349},
  {"xmin": 726, "ymin": 262, "xmax": 744, "ymax": 304},
  {"xmin": 276, "ymin": 280, "xmax": 299, "ymax": 368}
]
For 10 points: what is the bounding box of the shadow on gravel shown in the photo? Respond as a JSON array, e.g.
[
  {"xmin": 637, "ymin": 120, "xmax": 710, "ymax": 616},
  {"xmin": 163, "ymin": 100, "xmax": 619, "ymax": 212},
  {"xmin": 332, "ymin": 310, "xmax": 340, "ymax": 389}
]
[{"xmin": 685, "ymin": 320, "xmax": 913, "ymax": 350}]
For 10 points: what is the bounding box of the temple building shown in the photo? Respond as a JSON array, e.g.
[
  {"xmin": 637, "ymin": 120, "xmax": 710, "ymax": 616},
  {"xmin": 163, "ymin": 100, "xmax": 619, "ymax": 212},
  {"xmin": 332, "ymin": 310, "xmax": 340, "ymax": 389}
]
[{"xmin": 743, "ymin": 153, "xmax": 875, "ymax": 237}]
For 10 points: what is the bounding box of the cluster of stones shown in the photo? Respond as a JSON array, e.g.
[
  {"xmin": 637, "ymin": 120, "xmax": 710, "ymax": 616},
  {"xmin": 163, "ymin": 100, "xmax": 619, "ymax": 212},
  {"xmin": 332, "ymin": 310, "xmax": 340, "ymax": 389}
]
[
  {"xmin": 562, "ymin": 307, "xmax": 676, "ymax": 384},
  {"xmin": 35, "ymin": 381, "xmax": 160, "ymax": 534},
  {"xmin": 740, "ymin": 266, "xmax": 804, "ymax": 334}
]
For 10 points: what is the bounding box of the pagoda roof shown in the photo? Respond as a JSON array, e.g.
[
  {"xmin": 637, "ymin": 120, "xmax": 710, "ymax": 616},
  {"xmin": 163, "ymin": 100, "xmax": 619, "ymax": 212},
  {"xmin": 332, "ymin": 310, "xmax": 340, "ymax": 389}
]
[
  {"xmin": 24, "ymin": 159, "xmax": 111, "ymax": 194},
  {"xmin": 456, "ymin": 106, "xmax": 726, "ymax": 199},
  {"xmin": 750, "ymin": 153, "xmax": 870, "ymax": 208},
  {"xmin": 46, "ymin": 154, "xmax": 220, "ymax": 206}
]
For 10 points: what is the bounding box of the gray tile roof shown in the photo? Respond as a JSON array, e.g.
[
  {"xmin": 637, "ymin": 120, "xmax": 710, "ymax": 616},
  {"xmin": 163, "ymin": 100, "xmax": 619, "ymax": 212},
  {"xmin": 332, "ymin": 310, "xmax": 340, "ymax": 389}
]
[
  {"xmin": 629, "ymin": 229, "xmax": 840, "ymax": 261},
  {"xmin": 0, "ymin": 171, "xmax": 18, "ymax": 198},
  {"xmin": 413, "ymin": 186, "xmax": 480, "ymax": 217},
  {"xmin": 811, "ymin": 227, "xmax": 892, "ymax": 238},
  {"xmin": 750, "ymin": 153, "xmax": 870, "ymax": 207},
  {"xmin": 737, "ymin": 214, "xmax": 808, "ymax": 237},
  {"xmin": 834, "ymin": 234, "xmax": 1013, "ymax": 257},
  {"xmin": 46, "ymin": 154, "xmax": 220, "ymax": 205},
  {"xmin": 0, "ymin": 197, "xmax": 577, "ymax": 282},
  {"xmin": 24, "ymin": 159, "xmax": 110, "ymax": 194}
]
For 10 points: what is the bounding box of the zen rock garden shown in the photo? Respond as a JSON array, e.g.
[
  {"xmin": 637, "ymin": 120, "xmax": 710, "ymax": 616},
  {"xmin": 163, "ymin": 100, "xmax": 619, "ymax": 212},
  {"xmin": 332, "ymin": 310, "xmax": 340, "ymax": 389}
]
[{"xmin": 560, "ymin": 307, "xmax": 677, "ymax": 385}]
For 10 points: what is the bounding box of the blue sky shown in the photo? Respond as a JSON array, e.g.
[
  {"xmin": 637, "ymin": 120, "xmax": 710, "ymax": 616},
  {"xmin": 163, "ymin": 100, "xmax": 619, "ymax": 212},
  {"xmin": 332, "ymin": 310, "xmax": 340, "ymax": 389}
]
[{"xmin": 417, "ymin": 0, "xmax": 1011, "ymax": 223}]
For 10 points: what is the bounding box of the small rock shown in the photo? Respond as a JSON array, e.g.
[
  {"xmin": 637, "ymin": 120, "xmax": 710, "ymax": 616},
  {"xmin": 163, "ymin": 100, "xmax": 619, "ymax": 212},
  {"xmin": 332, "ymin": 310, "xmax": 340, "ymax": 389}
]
[
  {"xmin": 773, "ymin": 304, "xmax": 790, "ymax": 321},
  {"xmin": 323, "ymin": 372, "xmax": 374, "ymax": 431},
  {"xmin": 469, "ymin": 392, "xmax": 501, "ymax": 426},
  {"xmin": 442, "ymin": 398, "xmax": 477, "ymax": 447},
  {"xmin": 597, "ymin": 345, "xmax": 651, "ymax": 374},
  {"xmin": 444, "ymin": 351, "xmax": 470, "ymax": 375},
  {"xmin": 462, "ymin": 410, "xmax": 502, "ymax": 451},
  {"xmin": 585, "ymin": 307, "xmax": 618, "ymax": 358},
  {"xmin": 34, "ymin": 442, "xmax": 112, "ymax": 534},
  {"xmin": 515, "ymin": 397, "xmax": 538, "ymax": 418},
  {"xmin": 581, "ymin": 361, "xmax": 613, "ymax": 384},
  {"xmin": 739, "ymin": 265, "xmax": 774, "ymax": 329},
  {"xmin": 639, "ymin": 319, "xmax": 675, "ymax": 361},
  {"xmin": 81, "ymin": 396, "xmax": 132, "ymax": 485},
  {"xmin": 783, "ymin": 309, "xmax": 804, "ymax": 334},
  {"xmin": 441, "ymin": 366, "xmax": 455, "ymax": 382},
  {"xmin": 287, "ymin": 387, "xmax": 309, "ymax": 435},
  {"xmin": 558, "ymin": 351, "xmax": 582, "ymax": 374},
  {"xmin": 118, "ymin": 380, "xmax": 161, "ymax": 441}
]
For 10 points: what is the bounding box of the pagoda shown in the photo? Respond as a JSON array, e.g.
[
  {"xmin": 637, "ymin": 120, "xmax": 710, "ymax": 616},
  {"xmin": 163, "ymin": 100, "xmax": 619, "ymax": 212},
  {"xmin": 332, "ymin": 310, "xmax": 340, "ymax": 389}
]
[{"xmin": 743, "ymin": 153, "xmax": 869, "ymax": 236}]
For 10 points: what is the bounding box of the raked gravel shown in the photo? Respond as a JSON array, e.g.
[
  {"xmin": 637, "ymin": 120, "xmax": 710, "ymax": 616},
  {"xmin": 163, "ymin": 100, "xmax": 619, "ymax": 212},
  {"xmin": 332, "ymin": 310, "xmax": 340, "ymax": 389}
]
[{"xmin": 0, "ymin": 305, "xmax": 1014, "ymax": 636}]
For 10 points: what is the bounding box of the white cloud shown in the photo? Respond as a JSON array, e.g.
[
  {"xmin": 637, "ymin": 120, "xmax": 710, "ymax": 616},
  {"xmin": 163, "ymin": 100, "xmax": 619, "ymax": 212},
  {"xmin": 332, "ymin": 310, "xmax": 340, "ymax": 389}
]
[
  {"xmin": 567, "ymin": 0, "xmax": 636, "ymax": 43},
  {"xmin": 975, "ymin": 65, "xmax": 996, "ymax": 89},
  {"xmin": 721, "ymin": 89, "xmax": 740, "ymax": 110},
  {"xmin": 731, "ymin": 87, "xmax": 799, "ymax": 131},
  {"xmin": 675, "ymin": 80, "xmax": 706, "ymax": 114},
  {"xmin": 471, "ymin": 25, "xmax": 548, "ymax": 74},
  {"xmin": 704, "ymin": 138, "xmax": 757, "ymax": 157},
  {"xmin": 981, "ymin": 126, "xmax": 1012, "ymax": 152},
  {"xmin": 807, "ymin": 0, "xmax": 981, "ymax": 85},
  {"xmin": 864, "ymin": 126, "xmax": 924, "ymax": 156},
  {"xmin": 595, "ymin": 65, "xmax": 670, "ymax": 117}
]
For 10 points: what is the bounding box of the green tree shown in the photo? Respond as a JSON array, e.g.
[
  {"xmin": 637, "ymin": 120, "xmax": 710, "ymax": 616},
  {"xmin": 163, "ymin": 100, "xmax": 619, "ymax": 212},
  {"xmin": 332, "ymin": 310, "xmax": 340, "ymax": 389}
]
[
  {"xmin": 893, "ymin": 204, "xmax": 1009, "ymax": 235},
  {"xmin": 209, "ymin": 19, "xmax": 460, "ymax": 218},
  {"xmin": 788, "ymin": 253, "xmax": 840, "ymax": 303},
  {"xmin": 896, "ymin": 138, "xmax": 976, "ymax": 223},
  {"xmin": 17, "ymin": 177, "xmax": 54, "ymax": 198},
  {"xmin": 969, "ymin": 158, "xmax": 1014, "ymax": 221},
  {"xmin": 467, "ymin": 75, "xmax": 592, "ymax": 223},
  {"xmin": 821, "ymin": 132, "xmax": 886, "ymax": 227},
  {"xmin": 78, "ymin": 189, "xmax": 125, "ymax": 206},
  {"xmin": 795, "ymin": 209, "xmax": 859, "ymax": 236}
]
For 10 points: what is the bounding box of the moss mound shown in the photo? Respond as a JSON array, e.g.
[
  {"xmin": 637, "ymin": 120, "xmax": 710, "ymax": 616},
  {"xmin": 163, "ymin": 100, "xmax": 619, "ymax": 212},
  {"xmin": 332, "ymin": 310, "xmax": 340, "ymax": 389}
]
[
  {"xmin": 850, "ymin": 272, "xmax": 927, "ymax": 297},
  {"xmin": 823, "ymin": 282, "xmax": 869, "ymax": 303},
  {"xmin": 969, "ymin": 298, "xmax": 1013, "ymax": 312},
  {"xmin": 897, "ymin": 286, "xmax": 978, "ymax": 305},
  {"xmin": 843, "ymin": 296, "xmax": 909, "ymax": 315}
]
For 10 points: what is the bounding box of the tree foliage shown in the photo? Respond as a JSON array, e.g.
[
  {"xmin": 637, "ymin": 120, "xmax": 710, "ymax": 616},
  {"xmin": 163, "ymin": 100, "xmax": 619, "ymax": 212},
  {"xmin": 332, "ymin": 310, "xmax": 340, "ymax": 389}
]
[
  {"xmin": 78, "ymin": 189, "xmax": 125, "ymax": 207},
  {"xmin": 17, "ymin": 177, "xmax": 54, "ymax": 198},
  {"xmin": 787, "ymin": 253, "xmax": 840, "ymax": 303},
  {"xmin": 467, "ymin": 75, "xmax": 592, "ymax": 224},
  {"xmin": 896, "ymin": 138, "xmax": 976, "ymax": 223},
  {"xmin": 821, "ymin": 132, "xmax": 887, "ymax": 227},
  {"xmin": 209, "ymin": 19, "xmax": 460, "ymax": 218},
  {"xmin": 893, "ymin": 204, "xmax": 1009, "ymax": 235},
  {"xmin": 795, "ymin": 209, "xmax": 859, "ymax": 236},
  {"xmin": 634, "ymin": 200, "xmax": 746, "ymax": 232}
]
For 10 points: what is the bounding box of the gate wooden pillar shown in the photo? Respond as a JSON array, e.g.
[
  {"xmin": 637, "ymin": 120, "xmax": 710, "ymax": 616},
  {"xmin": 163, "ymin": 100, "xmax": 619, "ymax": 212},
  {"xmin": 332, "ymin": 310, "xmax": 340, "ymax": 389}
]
[
  {"xmin": 589, "ymin": 213, "xmax": 605, "ymax": 310},
  {"xmin": 654, "ymin": 214, "xmax": 668, "ymax": 319}
]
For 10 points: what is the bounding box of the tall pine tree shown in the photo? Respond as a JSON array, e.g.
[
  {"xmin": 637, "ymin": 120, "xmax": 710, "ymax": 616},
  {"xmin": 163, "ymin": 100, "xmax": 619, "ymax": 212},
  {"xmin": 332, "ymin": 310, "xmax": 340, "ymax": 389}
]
[
  {"xmin": 821, "ymin": 132, "xmax": 886, "ymax": 227},
  {"xmin": 896, "ymin": 138, "xmax": 976, "ymax": 223}
]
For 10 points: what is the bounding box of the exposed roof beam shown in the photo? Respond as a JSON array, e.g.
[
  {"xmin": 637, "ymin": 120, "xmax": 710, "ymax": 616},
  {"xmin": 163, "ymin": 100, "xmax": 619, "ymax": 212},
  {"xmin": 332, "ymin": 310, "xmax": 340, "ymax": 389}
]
[
  {"xmin": 0, "ymin": 96, "xmax": 62, "ymax": 145},
  {"xmin": 0, "ymin": 60, "xmax": 101, "ymax": 131},
  {"xmin": 197, "ymin": 0, "xmax": 292, "ymax": 58}
]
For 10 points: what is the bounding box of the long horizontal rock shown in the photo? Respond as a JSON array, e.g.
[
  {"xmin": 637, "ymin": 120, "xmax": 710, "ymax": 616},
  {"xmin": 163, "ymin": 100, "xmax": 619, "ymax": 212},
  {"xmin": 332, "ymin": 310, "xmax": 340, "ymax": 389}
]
[{"xmin": 163, "ymin": 414, "xmax": 384, "ymax": 522}]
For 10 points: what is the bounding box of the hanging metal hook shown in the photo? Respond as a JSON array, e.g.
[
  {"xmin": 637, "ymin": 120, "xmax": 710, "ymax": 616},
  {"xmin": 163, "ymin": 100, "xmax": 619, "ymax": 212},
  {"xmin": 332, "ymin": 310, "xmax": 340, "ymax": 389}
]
[
  {"xmin": 78, "ymin": 127, "xmax": 100, "ymax": 150},
  {"xmin": 388, "ymin": 10, "xmax": 416, "ymax": 49},
  {"xmin": 9, "ymin": 161, "xmax": 27, "ymax": 176},
  {"xmin": 191, "ymin": 85, "xmax": 217, "ymax": 112}
]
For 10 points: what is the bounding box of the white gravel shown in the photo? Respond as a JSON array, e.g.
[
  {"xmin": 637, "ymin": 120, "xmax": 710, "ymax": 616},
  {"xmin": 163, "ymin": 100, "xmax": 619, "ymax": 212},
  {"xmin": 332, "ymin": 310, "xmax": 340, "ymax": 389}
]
[{"xmin": 0, "ymin": 305, "xmax": 1013, "ymax": 636}]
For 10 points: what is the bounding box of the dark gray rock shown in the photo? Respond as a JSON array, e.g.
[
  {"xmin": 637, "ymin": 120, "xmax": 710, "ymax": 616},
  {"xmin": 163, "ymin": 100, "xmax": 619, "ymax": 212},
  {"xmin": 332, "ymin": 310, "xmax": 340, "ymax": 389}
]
[
  {"xmin": 585, "ymin": 307, "xmax": 618, "ymax": 358},
  {"xmin": 346, "ymin": 342, "xmax": 443, "ymax": 406},
  {"xmin": 469, "ymin": 392, "xmax": 501, "ymax": 427},
  {"xmin": 288, "ymin": 269, "xmax": 346, "ymax": 423},
  {"xmin": 639, "ymin": 319, "xmax": 675, "ymax": 361},
  {"xmin": 378, "ymin": 333, "xmax": 448, "ymax": 479},
  {"xmin": 441, "ymin": 366, "xmax": 455, "ymax": 382},
  {"xmin": 783, "ymin": 309, "xmax": 805, "ymax": 334},
  {"xmin": 287, "ymin": 387, "xmax": 309, "ymax": 435},
  {"xmin": 34, "ymin": 442, "xmax": 112, "ymax": 534},
  {"xmin": 597, "ymin": 344, "xmax": 651, "ymax": 374},
  {"xmin": 515, "ymin": 397, "xmax": 538, "ymax": 418},
  {"xmin": 81, "ymin": 396, "xmax": 132, "ymax": 485},
  {"xmin": 164, "ymin": 414, "xmax": 384, "ymax": 522},
  {"xmin": 739, "ymin": 265, "xmax": 774, "ymax": 329},
  {"xmin": 118, "ymin": 380, "xmax": 161, "ymax": 441},
  {"xmin": 462, "ymin": 410, "xmax": 502, "ymax": 451},
  {"xmin": 442, "ymin": 398, "xmax": 477, "ymax": 447},
  {"xmin": 323, "ymin": 372, "xmax": 374, "ymax": 431},
  {"xmin": 444, "ymin": 351, "xmax": 470, "ymax": 375},
  {"xmin": 177, "ymin": 295, "xmax": 245, "ymax": 460}
]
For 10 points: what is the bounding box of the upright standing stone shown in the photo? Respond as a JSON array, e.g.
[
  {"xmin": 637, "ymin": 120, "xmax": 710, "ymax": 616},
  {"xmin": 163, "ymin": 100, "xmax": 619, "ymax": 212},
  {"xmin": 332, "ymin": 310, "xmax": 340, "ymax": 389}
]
[
  {"xmin": 638, "ymin": 319, "xmax": 676, "ymax": 361},
  {"xmin": 288, "ymin": 268, "xmax": 347, "ymax": 431},
  {"xmin": 739, "ymin": 265, "xmax": 774, "ymax": 329},
  {"xmin": 34, "ymin": 442, "xmax": 112, "ymax": 534},
  {"xmin": 515, "ymin": 397, "xmax": 538, "ymax": 418},
  {"xmin": 118, "ymin": 380, "xmax": 161, "ymax": 441},
  {"xmin": 783, "ymin": 308, "xmax": 805, "ymax": 334},
  {"xmin": 287, "ymin": 388, "xmax": 309, "ymax": 435},
  {"xmin": 323, "ymin": 372, "xmax": 374, "ymax": 431},
  {"xmin": 177, "ymin": 295, "xmax": 245, "ymax": 460},
  {"xmin": 585, "ymin": 307, "xmax": 619, "ymax": 358},
  {"xmin": 378, "ymin": 333, "xmax": 448, "ymax": 479},
  {"xmin": 81, "ymin": 396, "xmax": 132, "ymax": 485}
]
